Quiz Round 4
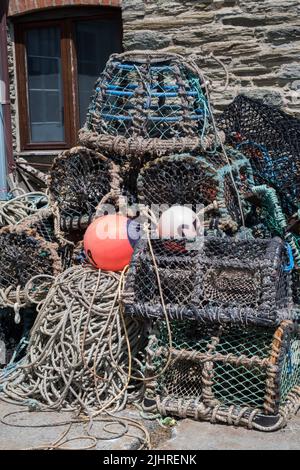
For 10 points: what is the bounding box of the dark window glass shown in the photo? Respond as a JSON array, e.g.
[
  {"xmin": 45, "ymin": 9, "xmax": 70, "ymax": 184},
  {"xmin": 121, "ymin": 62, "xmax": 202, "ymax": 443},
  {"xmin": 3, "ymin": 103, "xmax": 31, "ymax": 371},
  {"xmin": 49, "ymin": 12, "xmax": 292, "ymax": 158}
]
[
  {"xmin": 76, "ymin": 19, "xmax": 121, "ymax": 127},
  {"xmin": 26, "ymin": 27, "xmax": 64, "ymax": 142}
]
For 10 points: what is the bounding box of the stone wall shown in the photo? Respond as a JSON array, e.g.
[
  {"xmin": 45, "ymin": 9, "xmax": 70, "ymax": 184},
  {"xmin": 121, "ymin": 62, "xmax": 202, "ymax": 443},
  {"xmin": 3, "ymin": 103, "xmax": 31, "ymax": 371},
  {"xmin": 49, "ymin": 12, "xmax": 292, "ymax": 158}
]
[{"xmin": 122, "ymin": 0, "xmax": 300, "ymax": 115}]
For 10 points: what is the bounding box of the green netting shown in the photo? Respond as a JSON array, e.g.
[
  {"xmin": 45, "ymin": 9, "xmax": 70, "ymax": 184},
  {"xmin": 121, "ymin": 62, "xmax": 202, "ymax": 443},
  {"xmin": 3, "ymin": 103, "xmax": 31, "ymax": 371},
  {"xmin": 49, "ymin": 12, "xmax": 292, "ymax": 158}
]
[
  {"xmin": 250, "ymin": 185, "xmax": 300, "ymax": 267},
  {"xmin": 148, "ymin": 320, "xmax": 300, "ymax": 420},
  {"xmin": 214, "ymin": 327, "xmax": 273, "ymax": 359},
  {"xmin": 158, "ymin": 320, "xmax": 218, "ymax": 353},
  {"xmin": 213, "ymin": 362, "xmax": 266, "ymax": 408},
  {"xmin": 157, "ymin": 321, "xmax": 271, "ymax": 407},
  {"xmin": 280, "ymin": 335, "xmax": 300, "ymax": 403}
]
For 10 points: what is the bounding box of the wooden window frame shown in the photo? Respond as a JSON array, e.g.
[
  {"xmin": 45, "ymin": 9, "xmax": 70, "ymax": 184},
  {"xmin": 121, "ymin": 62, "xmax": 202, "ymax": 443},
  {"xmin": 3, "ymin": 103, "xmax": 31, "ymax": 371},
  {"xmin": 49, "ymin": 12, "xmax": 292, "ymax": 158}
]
[{"xmin": 14, "ymin": 8, "xmax": 122, "ymax": 151}]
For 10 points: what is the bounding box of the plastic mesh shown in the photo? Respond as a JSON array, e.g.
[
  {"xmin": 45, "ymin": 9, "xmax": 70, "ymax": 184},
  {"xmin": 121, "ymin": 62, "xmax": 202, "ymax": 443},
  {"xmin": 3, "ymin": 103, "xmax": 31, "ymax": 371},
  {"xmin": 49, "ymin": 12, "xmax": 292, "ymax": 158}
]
[
  {"xmin": 48, "ymin": 146, "xmax": 119, "ymax": 232},
  {"xmin": 123, "ymin": 236, "xmax": 293, "ymax": 327},
  {"xmin": 147, "ymin": 320, "xmax": 300, "ymax": 420},
  {"xmin": 280, "ymin": 336, "xmax": 300, "ymax": 402},
  {"xmin": 79, "ymin": 52, "xmax": 217, "ymax": 157},
  {"xmin": 218, "ymin": 95, "xmax": 300, "ymax": 215}
]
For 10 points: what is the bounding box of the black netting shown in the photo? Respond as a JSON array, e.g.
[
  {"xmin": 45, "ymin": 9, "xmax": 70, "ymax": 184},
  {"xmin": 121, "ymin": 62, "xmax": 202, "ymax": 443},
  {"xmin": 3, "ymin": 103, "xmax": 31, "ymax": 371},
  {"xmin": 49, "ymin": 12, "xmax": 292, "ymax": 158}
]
[
  {"xmin": 0, "ymin": 227, "xmax": 61, "ymax": 291},
  {"xmin": 292, "ymin": 272, "xmax": 300, "ymax": 307},
  {"xmin": 24, "ymin": 212, "xmax": 56, "ymax": 243},
  {"xmin": 48, "ymin": 146, "xmax": 119, "ymax": 232},
  {"xmin": 123, "ymin": 236, "xmax": 293, "ymax": 327},
  {"xmin": 108, "ymin": 152, "xmax": 142, "ymax": 206},
  {"xmin": 218, "ymin": 95, "xmax": 300, "ymax": 215},
  {"xmin": 137, "ymin": 149, "xmax": 253, "ymax": 231}
]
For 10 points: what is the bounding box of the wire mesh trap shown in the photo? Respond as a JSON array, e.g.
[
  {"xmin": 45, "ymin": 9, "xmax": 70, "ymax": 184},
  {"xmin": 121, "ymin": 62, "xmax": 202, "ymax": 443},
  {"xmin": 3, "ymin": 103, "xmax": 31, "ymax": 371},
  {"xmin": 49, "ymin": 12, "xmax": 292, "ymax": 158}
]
[
  {"xmin": 137, "ymin": 148, "xmax": 254, "ymax": 232},
  {"xmin": 248, "ymin": 185, "xmax": 300, "ymax": 268},
  {"xmin": 218, "ymin": 95, "xmax": 300, "ymax": 216},
  {"xmin": 0, "ymin": 265, "xmax": 148, "ymax": 412},
  {"xmin": 0, "ymin": 218, "xmax": 62, "ymax": 311},
  {"xmin": 9, "ymin": 208, "xmax": 74, "ymax": 269},
  {"xmin": 48, "ymin": 146, "xmax": 120, "ymax": 233},
  {"xmin": 122, "ymin": 236, "xmax": 293, "ymax": 327},
  {"xmin": 79, "ymin": 51, "xmax": 220, "ymax": 158},
  {"xmin": 143, "ymin": 319, "xmax": 300, "ymax": 431}
]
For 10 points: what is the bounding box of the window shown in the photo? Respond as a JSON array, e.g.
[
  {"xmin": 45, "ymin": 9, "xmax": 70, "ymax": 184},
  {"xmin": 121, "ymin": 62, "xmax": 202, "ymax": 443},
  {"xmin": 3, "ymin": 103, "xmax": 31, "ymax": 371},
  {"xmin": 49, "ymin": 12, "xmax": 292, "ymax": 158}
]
[{"xmin": 14, "ymin": 9, "xmax": 122, "ymax": 150}]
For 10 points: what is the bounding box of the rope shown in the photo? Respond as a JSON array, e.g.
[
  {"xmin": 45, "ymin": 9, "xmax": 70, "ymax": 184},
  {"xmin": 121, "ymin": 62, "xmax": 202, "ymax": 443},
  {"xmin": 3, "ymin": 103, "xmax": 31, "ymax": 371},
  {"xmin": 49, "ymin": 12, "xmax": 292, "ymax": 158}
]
[
  {"xmin": 188, "ymin": 56, "xmax": 246, "ymax": 227},
  {"xmin": 0, "ymin": 264, "xmax": 151, "ymax": 449},
  {"xmin": 0, "ymin": 192, "xmax": 48, "ymax": 227}
]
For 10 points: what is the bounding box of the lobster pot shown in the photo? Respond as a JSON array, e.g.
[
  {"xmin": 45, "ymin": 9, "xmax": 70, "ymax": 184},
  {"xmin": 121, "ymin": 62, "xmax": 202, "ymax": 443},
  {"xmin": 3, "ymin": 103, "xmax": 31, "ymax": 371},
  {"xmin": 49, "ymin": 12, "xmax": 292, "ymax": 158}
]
[
  {"xmin": 197, "ymin": 236, "xmax": 293, "ymax": 326},
  {"xmin": 7, "ymin": 208, "xmax": 56, "ymax": 244},
  {"xmin": 79, "ymin": 51, "xmax": 217, "ymax": 158},
  {"xmin": 0, "ymin": 221, "xmax": 62, "ymax": 309},
  {"xmin": 218, "ymin": 95, "xmax": 300, "ymax": 216},
  {"xmin": 123, "ymin": 237, "xmax": 201, "ymax": 321},
  {"xmin": 249, "ymin": 184, "xmax": 300, "ymax": 268},
  {"xmin": 48, "ymin": 146, "xmax": 120, "ymax": 233},
  {"xmin": 122, "ymin": 236, "xmax": 293, "ymax": 327},
  {"xmin": 137, "ymin": 149, "xmax": 253, "ymax": 232},
  {"xmin": 144, "ymin": 320, "xmax": 300, "ymax": 431},
  {"xmin": 16, "ymin": 209, "xmax": 75, "ymax": 270}
]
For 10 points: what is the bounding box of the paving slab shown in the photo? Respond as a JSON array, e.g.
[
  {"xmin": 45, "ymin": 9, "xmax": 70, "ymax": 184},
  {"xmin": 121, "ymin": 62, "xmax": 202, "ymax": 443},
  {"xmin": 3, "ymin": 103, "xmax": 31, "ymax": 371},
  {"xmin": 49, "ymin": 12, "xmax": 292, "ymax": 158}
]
[
  {"xmin": 1, "ymin": 398, "xmax": 299, "ymax": 450},
  {"xmin": 157, "ymin": 415, "xmax": 300, "ymax": 450},
  {"xmin": 0, "ymin": 399, "xmax": 170, "ymax": 450}
]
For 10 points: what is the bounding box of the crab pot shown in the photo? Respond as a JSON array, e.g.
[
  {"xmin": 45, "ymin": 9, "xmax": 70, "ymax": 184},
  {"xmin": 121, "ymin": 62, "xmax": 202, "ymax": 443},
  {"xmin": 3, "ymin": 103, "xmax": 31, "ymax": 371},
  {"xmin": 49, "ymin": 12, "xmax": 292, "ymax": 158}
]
[
  {"xmin": 0, "ymin": 222, "xmax": 62, "ymax": 309},
  {"xmin": 218, "ymin": 95, "xmax": 300, "ymax": 216},
  {"xmin": 144, "ymin": 320, "xmax": 300, "ymax": 431},
  {"xmin": 79, "ymin": 51, "xmax": 218, "ymax": 158},
  {"xmin": 137, "ymin": 148, "xmax": 253, "ymax": 231},
  {"xmin": 248, "ymin": 184, "xmax": 300, "ymax": 268},
  {"xmin": 48, "ymin": 146, "xmax": 120, "ymax": 233},
  {"xmin": 14, "ymin": 210, "xmax": 75, "ymax": 270},
  {"xmin": 122, "ymin": 236, "xmax": 293, "ymax": 328}
]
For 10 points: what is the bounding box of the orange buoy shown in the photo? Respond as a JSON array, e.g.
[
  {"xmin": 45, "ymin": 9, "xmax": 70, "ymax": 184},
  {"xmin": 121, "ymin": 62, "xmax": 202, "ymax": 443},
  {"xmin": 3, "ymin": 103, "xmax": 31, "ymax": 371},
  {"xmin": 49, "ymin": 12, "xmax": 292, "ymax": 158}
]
[{"xmin": 84, "ymin": 214, "xmax": 139, "ymax": 272}]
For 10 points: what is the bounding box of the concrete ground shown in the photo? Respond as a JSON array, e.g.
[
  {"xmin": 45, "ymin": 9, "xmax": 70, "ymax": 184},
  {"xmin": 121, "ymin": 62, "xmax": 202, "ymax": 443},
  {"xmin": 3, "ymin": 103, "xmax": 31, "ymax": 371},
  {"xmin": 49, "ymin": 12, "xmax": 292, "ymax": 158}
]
[
  {"xmin": 0, "ymin": 399, "xmax": 299, "ymax": 450},
  {"xmin": 0, "ymin": 400, "xmax": 170, "ymax": 450},
  {"xmin": 158, "ymin": 415, "xmax": 300, "ymax": 450}
]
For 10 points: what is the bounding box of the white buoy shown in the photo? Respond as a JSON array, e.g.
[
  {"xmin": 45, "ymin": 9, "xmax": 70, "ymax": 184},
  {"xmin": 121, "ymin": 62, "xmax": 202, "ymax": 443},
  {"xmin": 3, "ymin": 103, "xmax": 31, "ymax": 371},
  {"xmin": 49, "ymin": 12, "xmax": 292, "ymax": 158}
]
[{"xmin": 158, "ymin": 205, "xmax": 200, "ymax": 239}]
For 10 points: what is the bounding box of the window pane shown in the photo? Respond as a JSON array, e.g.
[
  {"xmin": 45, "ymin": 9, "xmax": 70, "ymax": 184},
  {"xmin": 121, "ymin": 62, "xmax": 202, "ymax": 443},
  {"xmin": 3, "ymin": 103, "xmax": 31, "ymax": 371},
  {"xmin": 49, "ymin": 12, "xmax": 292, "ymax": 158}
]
[
  {"xmin": 26, "ymin": 27, "xmax": 64, "ymax": 143},
  {"xmin": 76, "ymin": 20, "xmax": 121, "ymax": 127}
]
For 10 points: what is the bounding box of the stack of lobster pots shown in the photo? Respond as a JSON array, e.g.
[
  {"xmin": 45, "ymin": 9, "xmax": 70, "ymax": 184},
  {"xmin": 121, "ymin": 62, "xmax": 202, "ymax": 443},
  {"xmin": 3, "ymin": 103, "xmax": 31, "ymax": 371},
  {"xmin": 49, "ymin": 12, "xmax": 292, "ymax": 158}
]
[{"xmin": 46, "ymin": 51, "xmax": 300, "ymax": 431}]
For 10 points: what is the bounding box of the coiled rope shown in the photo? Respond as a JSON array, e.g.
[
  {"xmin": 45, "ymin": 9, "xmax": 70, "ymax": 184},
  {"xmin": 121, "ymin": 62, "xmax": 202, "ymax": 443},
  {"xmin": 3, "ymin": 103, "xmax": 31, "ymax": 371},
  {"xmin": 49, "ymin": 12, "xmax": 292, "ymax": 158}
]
[
  {"xmin": 0, "ymin": 192, "xmax": 49, "ymax": 228},
  {"xmin": 0, "ymin": 263, "xmax": 153, "ymax": 449}
]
